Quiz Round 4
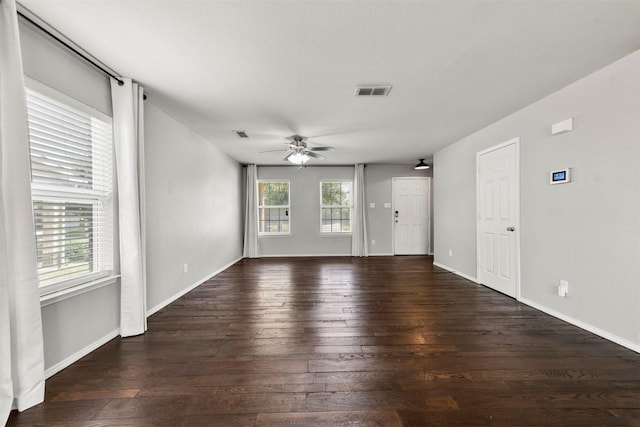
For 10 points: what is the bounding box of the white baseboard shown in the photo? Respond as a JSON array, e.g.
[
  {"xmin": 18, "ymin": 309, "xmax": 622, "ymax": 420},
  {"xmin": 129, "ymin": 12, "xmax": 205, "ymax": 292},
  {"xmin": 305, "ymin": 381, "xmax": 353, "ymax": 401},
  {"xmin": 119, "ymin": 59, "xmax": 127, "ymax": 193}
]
[
  {"xmin": 258, "ymin": 253, "xmax": 430, "ymax": 257},
  {"xmin": 258, "ymin": 253, "xmax": 351, "ymax": 258},
  {"xmin": 433, "ymin": 261, "xmax": 480, "ymax": 284},
  {"xmin": 519, "ymin": 297, "xmax": 640, "ymax": 354},
  {"xmin": 44, "ymin": 328, "xmax": 120, "ymax": 379},
  {"xmin": 147, "ymin": 257, "xmax": 242, "ymax": 316}
]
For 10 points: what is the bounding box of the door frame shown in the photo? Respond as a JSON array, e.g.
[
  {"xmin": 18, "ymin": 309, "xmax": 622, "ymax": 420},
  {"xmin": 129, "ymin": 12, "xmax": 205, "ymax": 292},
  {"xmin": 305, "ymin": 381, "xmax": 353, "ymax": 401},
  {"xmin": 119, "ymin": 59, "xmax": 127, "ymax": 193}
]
[
  {"xmin": 392, "ymin": 176, "xmax": 431, "ymax": 255},
  {"xmin": 476, "ymin": 138, "xmax": 521, "ymax": 299}
]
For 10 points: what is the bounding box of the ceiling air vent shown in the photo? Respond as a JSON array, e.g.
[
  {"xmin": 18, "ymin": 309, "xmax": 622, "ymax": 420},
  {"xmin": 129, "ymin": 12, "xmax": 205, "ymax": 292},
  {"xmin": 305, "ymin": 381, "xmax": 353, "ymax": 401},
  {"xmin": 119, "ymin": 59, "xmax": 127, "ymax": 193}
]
[
  {"xmin": 234, "ymin": 130, "xmax": 249, "ymax": 138},
  {"xmin": 355, "ymin": 85, "xmax": 392, "ymax": 97}
]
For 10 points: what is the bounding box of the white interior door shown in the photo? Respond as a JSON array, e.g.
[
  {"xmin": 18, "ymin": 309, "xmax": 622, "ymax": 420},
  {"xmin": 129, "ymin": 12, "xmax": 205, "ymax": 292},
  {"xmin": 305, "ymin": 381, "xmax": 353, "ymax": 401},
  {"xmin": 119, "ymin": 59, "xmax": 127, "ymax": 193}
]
[
  {"xmin": 393, "ymin": 177, "xmax": 430, "ymax": 255},
  {"xmin": 477, "ymin": 139, "xmax": 519, "ymax": 298}
]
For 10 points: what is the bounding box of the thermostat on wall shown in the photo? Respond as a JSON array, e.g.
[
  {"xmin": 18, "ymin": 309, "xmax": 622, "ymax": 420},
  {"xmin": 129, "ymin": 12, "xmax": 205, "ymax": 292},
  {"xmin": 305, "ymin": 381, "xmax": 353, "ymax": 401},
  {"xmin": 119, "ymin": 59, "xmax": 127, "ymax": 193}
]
[{"xmin": 550, "ymin": 168, "xmax": 571, "ymax": 184}]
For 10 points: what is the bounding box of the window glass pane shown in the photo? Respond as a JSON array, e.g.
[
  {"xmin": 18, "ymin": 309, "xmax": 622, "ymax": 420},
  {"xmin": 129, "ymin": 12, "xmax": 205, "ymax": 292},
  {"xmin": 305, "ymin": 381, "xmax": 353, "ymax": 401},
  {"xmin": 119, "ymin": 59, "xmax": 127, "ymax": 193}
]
[
  {"xmin": 341, "ymin": 182, "xmax": 351, "ymax": 205},
  {"xmin": 259, "ymin": 182, "xmax": 289, "ymax": 206},
  {"xmin": 322, "ymin": 182, "xmax": 341, "ymax": 205},
  {"xmin": 258, "ymin": 193, "xmax": 290, "ymax": 234},
  {"xmin": 320, "ymin": 181, "xmax": 352, "ymax": 233},
  {"xmin": 34, "ymin": 200, "xmax": 94, "ymax": 286},
  {"xmin": 321, "ymin": 208, "xmax": 331, "ymax": 220}
]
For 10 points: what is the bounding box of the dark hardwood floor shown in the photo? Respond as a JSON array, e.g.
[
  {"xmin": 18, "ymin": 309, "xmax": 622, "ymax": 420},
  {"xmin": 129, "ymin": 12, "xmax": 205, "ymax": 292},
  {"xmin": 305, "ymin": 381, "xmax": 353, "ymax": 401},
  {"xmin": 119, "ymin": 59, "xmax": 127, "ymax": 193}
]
[{"xmin": 8, "ymin": 256, "xmax": 640, "ymax": 426}]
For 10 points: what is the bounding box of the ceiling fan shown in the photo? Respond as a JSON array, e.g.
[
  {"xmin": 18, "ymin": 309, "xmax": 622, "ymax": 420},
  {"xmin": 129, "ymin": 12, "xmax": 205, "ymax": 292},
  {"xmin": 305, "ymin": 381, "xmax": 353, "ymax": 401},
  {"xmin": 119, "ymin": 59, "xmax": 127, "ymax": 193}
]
[{"xmin": 261, "ymin": 135, "xmax": 335, "ymax": 165}]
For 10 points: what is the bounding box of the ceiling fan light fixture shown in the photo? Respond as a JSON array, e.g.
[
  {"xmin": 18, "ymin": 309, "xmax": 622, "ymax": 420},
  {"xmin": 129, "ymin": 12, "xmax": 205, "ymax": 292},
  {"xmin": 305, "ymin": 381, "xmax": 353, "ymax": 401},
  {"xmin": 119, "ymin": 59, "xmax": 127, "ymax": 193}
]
[
  {"xmin": 414, "ymin": 159, "xmax": 430, "ymax": 170},
  {"xmin": 286, "ymin": 152, "xmax": 310, "ymax": 165}
]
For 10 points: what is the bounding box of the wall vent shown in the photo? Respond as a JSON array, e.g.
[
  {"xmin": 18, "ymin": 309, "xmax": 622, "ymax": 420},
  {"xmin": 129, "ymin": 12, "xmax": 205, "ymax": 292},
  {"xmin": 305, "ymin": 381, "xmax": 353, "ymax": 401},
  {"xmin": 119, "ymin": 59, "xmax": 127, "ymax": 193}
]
[
  {"xmin": 234, "ymin": 130, "xmax": 249, "ymax": 138},
  {"xmin": 355, "ymin": 85, "xmax": 392, "ymax": 96}
]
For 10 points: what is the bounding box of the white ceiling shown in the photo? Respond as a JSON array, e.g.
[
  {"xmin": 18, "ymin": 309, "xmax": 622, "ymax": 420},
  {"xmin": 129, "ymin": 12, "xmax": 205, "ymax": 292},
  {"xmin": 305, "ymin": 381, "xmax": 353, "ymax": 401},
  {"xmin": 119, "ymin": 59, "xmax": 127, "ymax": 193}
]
[{"xmin": 19, "ymin": 0, "xmax": 640, "ymax": 166}]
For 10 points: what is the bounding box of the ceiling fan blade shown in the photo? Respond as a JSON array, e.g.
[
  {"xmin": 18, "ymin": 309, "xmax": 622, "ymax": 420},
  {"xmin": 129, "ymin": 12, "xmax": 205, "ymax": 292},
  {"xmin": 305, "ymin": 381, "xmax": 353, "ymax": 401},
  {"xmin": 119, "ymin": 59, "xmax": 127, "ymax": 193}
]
[
  {"xmin": 305, "ymin": 151, "xmax": 325, "ymax": 160},
  {"xmin": 308, "ymin": 146, "xmax": 334, "ymax": 152}
]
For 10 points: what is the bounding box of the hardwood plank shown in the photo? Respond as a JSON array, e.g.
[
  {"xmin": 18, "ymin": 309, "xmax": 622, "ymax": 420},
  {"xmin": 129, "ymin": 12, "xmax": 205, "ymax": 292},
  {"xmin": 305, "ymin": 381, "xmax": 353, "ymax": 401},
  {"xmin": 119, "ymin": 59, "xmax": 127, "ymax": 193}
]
[
  {"xmin": 256, "ymin": 411, "xmax": 402, "ymax": 426},
  {"xmin": 7, "ymin": 256, "xmax": 640, "ymax": 426},
  {"xmin": 397, "ymin": 408, "xmax": 637, "ymax": 427}
]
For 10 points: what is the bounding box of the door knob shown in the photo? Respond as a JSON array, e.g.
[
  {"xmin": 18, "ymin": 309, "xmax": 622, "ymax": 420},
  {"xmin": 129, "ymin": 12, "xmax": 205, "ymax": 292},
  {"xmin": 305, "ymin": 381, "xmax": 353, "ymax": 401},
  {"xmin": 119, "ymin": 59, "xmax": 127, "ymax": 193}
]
[{"xmin": 506, "ymin": 226, "xmax": 515, "ymax": 232}]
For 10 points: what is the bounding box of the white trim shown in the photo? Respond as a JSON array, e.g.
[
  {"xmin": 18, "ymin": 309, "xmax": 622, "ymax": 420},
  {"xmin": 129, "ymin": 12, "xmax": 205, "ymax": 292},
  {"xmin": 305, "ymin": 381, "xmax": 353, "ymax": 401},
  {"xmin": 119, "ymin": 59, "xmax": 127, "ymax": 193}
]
[
  {"xmin": 146, "ymin": 257, "xmax": 242, "ymax": 316},
  {"xmin": 476, "ymin": 138, "xmax": 521, "ymax": 299},
  {"xmin": 257, "ymin": 253, "xmax": 351, "ymax": 258},
  {"xmin": 519, "ymin": 297, "xmax": 640, "ymax": 354},
  {"xmin": 476, "ymin": 137, "xmax": 520, "ymax": 157},
  {"xmin": 259, "ymin": 253, "xmax": 400, "ymax": 257},
  {"xmin": 433, "ymin": 261, "xmax": 480, "ymax": 284},
  {"xmin": 44, "ymin": 328, "xmax": 120, "ymax": 379},
  {"xmin": 40, "ymin": 275, "xmax": 120, "ymax": 307}
]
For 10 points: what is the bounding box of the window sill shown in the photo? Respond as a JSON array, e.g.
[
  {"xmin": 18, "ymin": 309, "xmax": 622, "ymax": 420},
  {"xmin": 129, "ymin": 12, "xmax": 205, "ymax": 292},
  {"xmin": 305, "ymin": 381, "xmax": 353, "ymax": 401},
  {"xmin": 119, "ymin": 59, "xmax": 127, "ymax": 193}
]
[
  {"xmin": 320, "ymin": 232, "xmax": 352, "ymax": 237},
  {"xmin": 40, "ymin": 275, "xmax": 120, "ymax": 307},
  {"xmin": 258, "ymin": 233, "xmax": 292, "ymax": 238}
]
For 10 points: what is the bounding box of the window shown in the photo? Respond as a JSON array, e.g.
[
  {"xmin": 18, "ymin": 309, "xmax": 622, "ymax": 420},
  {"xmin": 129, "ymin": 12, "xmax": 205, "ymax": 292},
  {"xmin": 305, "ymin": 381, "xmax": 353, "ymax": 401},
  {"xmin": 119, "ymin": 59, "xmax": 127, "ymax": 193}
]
[
  {"xmin": 320, "ymin": 180, "xmax": 352, "ymax": 233},
  {"xmin": 26, "ymin": 84, "xmax": 114, "ymax": 293},
  {"xmin": 258, "ymin": 180, "xmax": 290, "ymax": 234}
]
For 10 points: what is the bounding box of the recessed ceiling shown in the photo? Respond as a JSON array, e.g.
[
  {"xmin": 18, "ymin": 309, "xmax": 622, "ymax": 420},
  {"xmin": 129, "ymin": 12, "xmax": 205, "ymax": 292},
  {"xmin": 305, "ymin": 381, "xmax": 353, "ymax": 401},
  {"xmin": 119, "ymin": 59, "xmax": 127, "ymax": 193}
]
[{"xmin": 18, "ymin": 0, "xmax": 640, "ymax": 166}]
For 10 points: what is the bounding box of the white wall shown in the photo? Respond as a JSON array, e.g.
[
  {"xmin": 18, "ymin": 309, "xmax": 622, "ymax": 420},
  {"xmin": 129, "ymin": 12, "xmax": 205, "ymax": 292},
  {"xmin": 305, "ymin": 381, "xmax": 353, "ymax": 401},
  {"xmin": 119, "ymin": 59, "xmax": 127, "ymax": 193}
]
[
  {"xmin": 145, "ymin": 104, "xmax": 243, "ymax": 312},
  {"xmin": 434, "ymin": 50, "xmax": 640, "ymax": 349},
  {"xmin": 257, "ymin": 166, "xmax": 354, "ymax": 256},
  {"xmin": 19, "ymin": 21, "xmax": 112, "ymax": 116},
  {"xmin": 365, "ymin": 164, "xmax": 432, "ymax": 255},
  {"xmin": 20, "ymin": 19, "xmax": 244, "ymax": 373},
  {"xmin": 20, "ymin": 19, "xmax": 121, "ymax": 375},
  {"xmin": 257, "ymin": 164, "xmax": 432, "ymax": 256}
]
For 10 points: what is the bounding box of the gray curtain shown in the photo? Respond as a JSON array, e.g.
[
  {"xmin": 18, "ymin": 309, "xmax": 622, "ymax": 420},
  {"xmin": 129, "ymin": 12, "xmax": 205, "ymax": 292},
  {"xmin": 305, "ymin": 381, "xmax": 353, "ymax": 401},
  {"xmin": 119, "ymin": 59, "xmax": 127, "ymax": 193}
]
[
  {"xmin": 111, "ymin": 77, "xmax": 147, "ymax": 337},
  {"xmin": 243, "ymin": 164, "xmax": 259, "ymax": 258},
  {"xmin": 0, "ymin": 0, "xmax": 46, "ymax": 422},
  {"xmin": 351, "ymin": 164, "xmax": 368, "ymax": 257}
]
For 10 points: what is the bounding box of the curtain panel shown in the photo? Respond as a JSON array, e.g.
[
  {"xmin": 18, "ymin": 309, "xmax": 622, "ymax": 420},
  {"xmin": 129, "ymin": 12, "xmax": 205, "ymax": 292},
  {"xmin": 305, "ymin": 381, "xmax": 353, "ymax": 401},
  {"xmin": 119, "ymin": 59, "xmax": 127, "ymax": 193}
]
[
  {"xmin": 351, "ymin": 164, "xmax": 368, "ymax": 257},
  {"xmin": 111, "ymin": 78, "xmax": 147, "ymax": 337},
  {"xmin": 0, "ymin": 0, "xmax": 46, "ymax": 423},
  {"xmin": 243, "ymin": 164, "xmax": 259, "ymax": 258}
]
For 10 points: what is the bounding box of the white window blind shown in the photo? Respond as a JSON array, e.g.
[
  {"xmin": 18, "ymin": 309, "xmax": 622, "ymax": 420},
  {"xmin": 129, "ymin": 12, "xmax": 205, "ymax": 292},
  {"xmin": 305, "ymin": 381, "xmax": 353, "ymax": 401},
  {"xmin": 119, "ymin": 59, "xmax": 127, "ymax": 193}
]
[{"xmin": 26, "ymin": 87, "xmax": 114, "ymax": 291}]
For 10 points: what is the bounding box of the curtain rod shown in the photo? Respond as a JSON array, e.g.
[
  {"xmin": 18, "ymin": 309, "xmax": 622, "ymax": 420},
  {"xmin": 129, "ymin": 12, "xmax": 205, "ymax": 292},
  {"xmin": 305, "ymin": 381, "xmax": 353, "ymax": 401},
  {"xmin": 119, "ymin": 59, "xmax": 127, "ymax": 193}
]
[{"xmin": 16, "ymin": 6, "xmax": 124, "ymax": 86}]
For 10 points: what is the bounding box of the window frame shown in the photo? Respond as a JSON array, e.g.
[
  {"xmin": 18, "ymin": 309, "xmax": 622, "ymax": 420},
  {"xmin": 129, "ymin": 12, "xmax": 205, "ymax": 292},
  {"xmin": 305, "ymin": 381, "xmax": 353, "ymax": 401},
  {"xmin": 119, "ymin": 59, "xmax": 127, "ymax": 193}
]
[
  {"xmin": 257, "ymin": 179, "xmax": 291, "ymax": 236},
  {"xmin": 25, "ymin": 78, "xmax": 116, "ymax": 297},
  {"xmin": 319, "ymin": 179, "xmax": 353, "ymax": 234}
]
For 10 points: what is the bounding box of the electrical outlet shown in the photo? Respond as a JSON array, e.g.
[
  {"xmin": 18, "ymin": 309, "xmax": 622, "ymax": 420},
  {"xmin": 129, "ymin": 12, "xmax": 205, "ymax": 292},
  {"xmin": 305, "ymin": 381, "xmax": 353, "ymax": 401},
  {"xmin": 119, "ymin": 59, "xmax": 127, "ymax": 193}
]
[
  {"xmin": 371, "ymin": 239, "xmax": 376, "ymax": 245},
  {"xmin": 558, "ymin": 280, "xmax": 568, "ymax": 297},
  {"xmin": 183, "ymin": 263, "xmax": 188, "ymax": 274},
  {"xmin": 449, "ymin": 249, "xmax": 453, "ymax": 257}
]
